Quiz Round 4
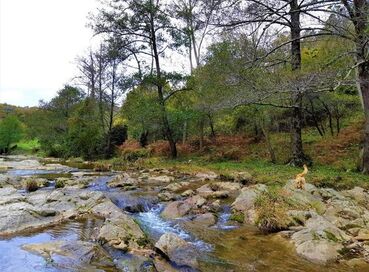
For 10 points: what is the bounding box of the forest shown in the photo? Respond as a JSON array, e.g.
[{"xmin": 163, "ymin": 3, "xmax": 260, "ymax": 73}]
[
  {"xmin": 2, "ymin": 0, "xmax": 368, "ymax": 172},
  {"xmin": 2, "ymin": 1, "xmax": 369, "ymax": 271}
]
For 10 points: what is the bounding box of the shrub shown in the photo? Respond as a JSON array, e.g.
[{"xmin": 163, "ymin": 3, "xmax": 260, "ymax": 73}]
[
  {"xmin": 25, "ymin": 179, "xmax": 39, "ymax": 192},
  {"xmin": 254, "ymin": 187, "xmax": 291, "ymax": 233},
  {"xmin": 121, "ymin": 148, "xmax": 150, "ymax": 162},
  {"xmin": 55, "ymin": 179, "xmax": 65, "ymax": 189}
]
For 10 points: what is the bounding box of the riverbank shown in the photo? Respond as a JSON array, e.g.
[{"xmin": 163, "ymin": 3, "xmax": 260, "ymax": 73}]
[{"xmin": 1, "ymin": 155, "xmax": 369, "ymax": 271}]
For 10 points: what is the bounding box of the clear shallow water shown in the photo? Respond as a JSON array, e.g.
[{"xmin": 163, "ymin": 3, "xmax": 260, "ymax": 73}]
[{"xmin": 0, "ymin": 218, "xmax": 113, "ymax": 272}]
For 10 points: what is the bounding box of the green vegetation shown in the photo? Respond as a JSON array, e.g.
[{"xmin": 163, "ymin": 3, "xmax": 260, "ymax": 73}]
[
  {"xmin": 0, "ymin": 115, "xmax": 23, "ymax": 154},
  {"xmin": 24, "ymin": 179, "xmax": 39, "ymax": 192},
  {"xmin": 3, "ymin": 0, "xmax": 369, "ymax": 189}
]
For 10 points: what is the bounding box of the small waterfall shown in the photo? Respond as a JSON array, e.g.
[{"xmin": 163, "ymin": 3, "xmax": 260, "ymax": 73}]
[
  {"xmin": 135, "ymin": 204, "xmax": 212, "ymax": 252},
  {"xmin": 214, "ymin": 205, "xmax": 238, "ymax": 230}
]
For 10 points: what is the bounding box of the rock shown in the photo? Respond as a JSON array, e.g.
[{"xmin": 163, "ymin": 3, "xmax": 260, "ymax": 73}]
[
  {"xmin": 355, "ymin": 229, "xmax": 369, "ymax": 241},
  {"xmin": 284, "ymin": 180, "xmax": 318, "ymax": 193},
  {"xmin": 147, "ymin": 175, "xmax": 174, "ymax": 184},
  {"xmin": 343, "ymin": 187, "xmax": 369, "ymax": 205},
  {"xmin": 290, "ymin": 215, "xmax": 349, "ymax": 264},
  {"xmin": 209, "ymin": 200, "xmax": 221, "ymax": 212},
  {"xmin": 294, "ymin": 239, "xmax": 343, "ymax": 264},
  {"xmin": 116, "ymin": 254, "xmax": 157, "ymax": 272},
  {"xmin": 108, "ymin": 174, "xmax": 137, "ymax": 188},
  {"xmin": 195, "ymin": 171, "xmax": 218, "ymax": 181},
  {"xmin": 196, "ymin": 184, "xmax": 230, "ymax": 199},
  {"xmin": 164, "ymin": 182, "xmax": 190, "ymax": 192},
  {"xmin": 231, "ymin": 184, "xmax": 267, "ymax": 223},
  {"xmin": 158, "ymin": 192, "xmax": 177, "ymax": 202},
  {"xmin": 181, "ymin": 189, "xmax": 195, "ymax": 197},
  {"xmin": 191, "ymin": 213, "xmax": 217, "ymax": 227},
  {"xmin": 155, "ymin": 233, "xmax": 198, "ymax": 268},
  {"xmin": 161, "ymin": 201, "xmax": 192, "ymax": 219},
  {"xmin": 22, "ymin": 240, "xmax": 114, "ymax": 270},
  {"xmin": 185, "ymin": 195, "xmax": 207, "ymax": 208},
  {"xmin": 224, "ymin": 171, "xmax": 253, "ymax": 184},
  {"xmin": 98, "ymin": 215, "xmax": 148, "ymax": 251}
]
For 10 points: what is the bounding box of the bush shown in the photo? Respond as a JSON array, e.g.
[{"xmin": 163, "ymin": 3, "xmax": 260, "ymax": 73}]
[
  {"xmin": 118, "ymin": 139, "xmax": 151, "ymax": 161},
  {"xmin": 25, "ymin": 179, "xmax": 39, "ymax": 192},
  {"xmin": 93, "ymin": 162, "xmax": 112, "ymax": 172},
  {"xmin": 121, "ymin": 148, "xmax": 150, "ymax": 162},
  {"xmin": 55, "ymin": 179, "xmax": 65, "ymax": 189}
]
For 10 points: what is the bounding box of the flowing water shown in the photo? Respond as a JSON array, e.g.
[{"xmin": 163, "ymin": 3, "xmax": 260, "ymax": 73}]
[{"xmin": 1, "ymin": 156, "xmax": 368, "ymax": 271}]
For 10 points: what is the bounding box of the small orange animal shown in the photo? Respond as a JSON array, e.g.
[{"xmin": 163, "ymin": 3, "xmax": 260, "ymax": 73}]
[{"xmin": 295, "ymin": 164, "xmax": 308, "ymax": 189}]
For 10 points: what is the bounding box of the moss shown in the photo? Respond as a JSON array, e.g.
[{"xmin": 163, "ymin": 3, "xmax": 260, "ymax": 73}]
[
  {"xmin": 230, "ymin": 212, "xmax": 245, "ymax": 223},
  {"xmin": 324, "ymin": 230, "xmax": 339, "ymax": 242}
]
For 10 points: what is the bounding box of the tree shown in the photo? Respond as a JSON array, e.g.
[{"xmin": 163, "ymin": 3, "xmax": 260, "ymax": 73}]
[
  {"xmin": 215, "ymin": 0, "xmax": 345, "ymax": 166},
  {"xmin": 337, "ymin": 1, "xmax": 369, "ymax": 173},
  {"xmin": 0, "ymin": 115, "xmax": 23, "ymax": 154},
  {"xmin": 92, "ymin": 0, "xmax": 191, "ymax": 158}
]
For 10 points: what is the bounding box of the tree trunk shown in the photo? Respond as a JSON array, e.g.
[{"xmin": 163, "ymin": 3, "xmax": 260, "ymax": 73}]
[
  {"xmin": 358, "ymin": 63, "xmax": 369, "ymax": 173},
  {"xmin": 208, "ymin": 114, "xmax": 216, "ymax": 140},
  {"xmin": 150, "ymin": 11, "xmax": 177, "ymax": 158},
  {"xmin": 199, "ymin": 119, "xmax": 204, "ymax": 151},
  {"xmin": 309, "ymin": 98, "xmax": 324, "ymax": 136},
  {"xmin": 289, "ymin": 0, "xmax": 308, "ymax": 166},
  {"xmin": 182, "ymin": 120, "xmax": 187, "ymax": 145}
]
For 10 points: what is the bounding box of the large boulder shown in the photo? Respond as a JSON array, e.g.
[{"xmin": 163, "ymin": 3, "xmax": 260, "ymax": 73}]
[
  {"xmin": 155, "ymin": 233, "xmax": 198, "ymax": 269},
  {"xmin": 291, "ymin": 215, "xmax": 349, "ymax": 264},
  {"xmin": 231, "ymin": 184, "xmax": 267, "ymax": 223},
  {"xmin": 161, "ymin": 201, "xmax": 192, "ymax": 219},
  {"xmin": 98, "ymin": 215, "xmax": 148, "ymax": 251}
]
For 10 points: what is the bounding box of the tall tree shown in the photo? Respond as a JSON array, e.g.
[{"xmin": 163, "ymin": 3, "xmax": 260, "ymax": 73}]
[
  {"xmin": 217, "ymin": 0, "xmax": 341, "ymax": 166},
  {"xmin": 92, "ymin": 0, "xmax": 189, "ymax": 158}
]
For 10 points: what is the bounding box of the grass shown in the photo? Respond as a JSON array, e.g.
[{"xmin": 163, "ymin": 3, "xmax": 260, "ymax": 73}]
[{"xmin": 15, "ymin": 139, "xmax": 41, "ymax": 155}]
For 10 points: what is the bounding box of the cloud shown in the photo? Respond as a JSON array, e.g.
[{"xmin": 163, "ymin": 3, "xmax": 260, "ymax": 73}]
[{"xmin": 0, "ymin": 0, "xmax": 99, "ymax": 106}]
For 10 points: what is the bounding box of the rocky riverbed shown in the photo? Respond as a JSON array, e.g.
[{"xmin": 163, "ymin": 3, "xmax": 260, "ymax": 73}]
[{"xmin": 0, "ymin": 155, "xmax": 369, "ymax": 271}]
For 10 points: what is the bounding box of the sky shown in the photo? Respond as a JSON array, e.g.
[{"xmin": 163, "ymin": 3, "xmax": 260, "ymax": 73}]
[{"xmin": 0, "ymin": 0, "xmax": 100, "ymax": 107}]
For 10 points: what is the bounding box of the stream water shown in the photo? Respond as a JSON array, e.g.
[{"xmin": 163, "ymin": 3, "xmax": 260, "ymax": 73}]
[{"xmin": 0, "ymin": 157, "xmax": 367, "ymax": 272}]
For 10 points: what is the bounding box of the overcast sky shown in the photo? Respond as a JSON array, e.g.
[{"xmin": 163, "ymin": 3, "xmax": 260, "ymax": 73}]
[{"xmin": 0, "ymin": 0, "xmax": 100, "ymax": 107}]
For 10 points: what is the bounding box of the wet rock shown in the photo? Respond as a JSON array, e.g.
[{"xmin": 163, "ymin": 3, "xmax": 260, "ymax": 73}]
[
  {"xmin": 116, "ymin": 254, "xmax": 157, "ymax": 272},
  {"xmin": 191, "ymin": 213, "xmax": 217, "ymax": 227},
  {"xmin": 22, "ymin": 240, "xmax": 115, "ymax": 270},
  {"xmin": 161, "ymin": 201, "xmax": 192, "ymax": 219},
  {"xmin": 294, "ymin": 239, "xmax": 343, "ymax": 264},
  {"xmin": 155, "ymin": 233, "xmax": 198, "ymax": 269},
  {"xmin": 98, "ymin": 215, "xmax": 148, "ymax": 251}
]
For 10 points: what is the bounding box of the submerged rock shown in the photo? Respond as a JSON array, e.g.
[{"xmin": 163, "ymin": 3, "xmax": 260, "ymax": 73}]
[
  {"xmin": 155, "ymin": 233, "xmax": 198, "ymax": 269},
  {"xmin": 22, "ymin": 240, "xmax": 115, "ymax": 270}
]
